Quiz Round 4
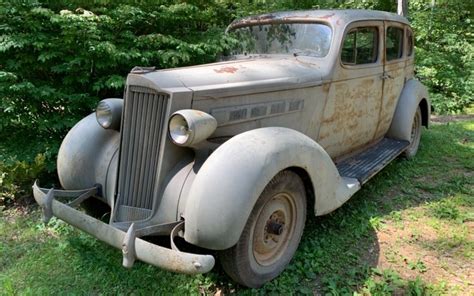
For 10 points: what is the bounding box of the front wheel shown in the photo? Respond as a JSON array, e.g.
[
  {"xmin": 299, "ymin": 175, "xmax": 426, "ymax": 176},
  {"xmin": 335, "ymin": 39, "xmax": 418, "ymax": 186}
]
[
  {"xmin": 402, "ymin": 106, "xmax": 422, "ymax": 158},
  {"xmin": 219, "ymin": 170, "xmax": 306, "ymax": 288}
]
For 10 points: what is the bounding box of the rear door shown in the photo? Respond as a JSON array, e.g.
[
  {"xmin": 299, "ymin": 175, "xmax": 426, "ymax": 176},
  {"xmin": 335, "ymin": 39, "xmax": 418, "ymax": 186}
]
[{"xmin": 374, "ymin": 21, "xmax": 407, "ymax": 139}]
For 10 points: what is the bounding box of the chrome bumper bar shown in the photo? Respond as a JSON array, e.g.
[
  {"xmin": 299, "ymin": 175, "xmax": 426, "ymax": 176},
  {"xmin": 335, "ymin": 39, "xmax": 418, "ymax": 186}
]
[{"xmin": 32, "ymin": 181, "xmax": 215, "ymax": 274}]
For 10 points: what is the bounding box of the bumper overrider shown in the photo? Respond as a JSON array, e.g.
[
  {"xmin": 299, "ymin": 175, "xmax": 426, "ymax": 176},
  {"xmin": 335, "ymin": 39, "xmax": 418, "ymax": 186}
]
[{"xmin": 32, "ymin": 181, "xmax": 215, "ymax": 274}]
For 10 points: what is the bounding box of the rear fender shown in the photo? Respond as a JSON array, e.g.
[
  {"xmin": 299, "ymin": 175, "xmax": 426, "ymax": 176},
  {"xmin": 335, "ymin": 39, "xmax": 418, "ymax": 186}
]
[
  {"xmin": 183, "ymin": 127, "xmax": 359, "ymax": 250},
  {"xmin": 387, "ymin": 79, "xmax": 430, "ymax": 141}
]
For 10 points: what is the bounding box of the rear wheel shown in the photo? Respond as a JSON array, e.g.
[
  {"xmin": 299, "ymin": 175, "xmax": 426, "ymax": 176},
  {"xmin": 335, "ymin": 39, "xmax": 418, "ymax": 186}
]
[
  {"xmin": 219, "ymin": 170, "xmax": 306, "ymax": 288},
  {"xmin": 403, "ymin": 106, "xmax": 422, "ymax": 158}
]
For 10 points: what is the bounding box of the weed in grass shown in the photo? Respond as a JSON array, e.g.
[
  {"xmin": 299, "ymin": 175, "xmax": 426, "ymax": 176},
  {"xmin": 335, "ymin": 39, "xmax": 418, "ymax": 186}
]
[
  {"xmin": 407, "ymin": 259, "xmax": 428, "ymax": 273},
  {"xmin": 389, "ymin": 210, "xmax": 403, "ymax": 222},
  {"xmin": 360, "ymin": 269, "xmax": 448, "ymax": 296},
  {"xmin": 1, "ymin": 277, "xmax": 15, "ymax": 296},
  {"xmin": 369, "ymin": 216, "xmax": 384, "ymax": 230},
  {"xmin": 421, "ymin": 228, "xmax": 473, "ymax": 260},
  {"xmin": 429, "ymin": 199, "xmax": 460, "ymax": 220},
  {"xmin": 406, "ymin": 277, "xmax": 427, "ymax": 295},
  {"xmin": 442, "ymin": 234, "xmax": 470, "ymax": 255},
  {"xmin": 384, "ymin": 249, "xmax": 400, "ymax": 264},
  {"xmin": 361, "ymin": 268, "xmax": 403, "ymax": 295},
  {"xmin": 407, "ymin": 229, "xmax": 422, "ymax": 244},
  {"xmin": 456, "ymin": 193, "xmax": 474, "ymax": 207},
  {"xmin": 426, "ymin": 218, "xmax": 443, "ymax": 231}
]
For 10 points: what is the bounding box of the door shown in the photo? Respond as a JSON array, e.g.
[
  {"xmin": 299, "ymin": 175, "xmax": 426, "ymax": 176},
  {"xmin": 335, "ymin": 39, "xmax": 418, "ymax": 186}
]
[
  {"xmin": 318, "ymin": 21, "xmax": 384, "ymax": 158},
  {"xmin": 373, "ymin": 21, "xmax": 407, "ymax": 139}
]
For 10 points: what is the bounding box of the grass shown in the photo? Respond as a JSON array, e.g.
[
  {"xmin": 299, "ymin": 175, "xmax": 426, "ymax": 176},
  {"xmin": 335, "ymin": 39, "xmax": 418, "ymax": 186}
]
[{"xmin": 1, "ymin": 119, "xmax": 473, "ymax": 295}]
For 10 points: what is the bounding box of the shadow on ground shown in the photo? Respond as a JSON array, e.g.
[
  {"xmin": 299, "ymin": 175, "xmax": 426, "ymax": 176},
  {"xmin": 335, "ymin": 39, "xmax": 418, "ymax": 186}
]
[{"xmin": 1, "ymin": 120, "xmax": 472, "ymax": 295}]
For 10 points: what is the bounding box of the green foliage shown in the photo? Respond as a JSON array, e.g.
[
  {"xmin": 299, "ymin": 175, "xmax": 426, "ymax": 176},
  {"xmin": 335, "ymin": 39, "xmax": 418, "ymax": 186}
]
[
  {"xmin": 0, "ymin": 154, "xmax": 47, "ymax": 208},
  {"xmin": 0, "ymin": 0, "xmax": 235, "ymax": 169},
  {"xmin": 0, "ymin": 0, "xmax": 472, "ymax": 197},
  {"xmin": 410, "ymin": 0, "xmax": 473, "ymax": 114}
]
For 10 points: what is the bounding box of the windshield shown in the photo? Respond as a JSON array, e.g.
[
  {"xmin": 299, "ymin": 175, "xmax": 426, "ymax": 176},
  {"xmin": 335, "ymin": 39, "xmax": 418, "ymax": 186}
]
[{"xmin": 228, "ymin": 23, "xmax": 332, "ymax": 57}]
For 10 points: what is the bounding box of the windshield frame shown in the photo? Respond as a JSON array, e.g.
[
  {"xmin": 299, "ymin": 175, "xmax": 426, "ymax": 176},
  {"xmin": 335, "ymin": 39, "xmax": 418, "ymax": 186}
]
[{"xmin": 226, "ymin": 19, "xmax": 334, "ymax": 58}]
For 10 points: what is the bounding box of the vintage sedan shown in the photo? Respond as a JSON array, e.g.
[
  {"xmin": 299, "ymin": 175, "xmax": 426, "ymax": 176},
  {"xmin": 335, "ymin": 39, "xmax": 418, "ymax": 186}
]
[{"xmin": 33, "ymin": 9, "xmax": 430, "ymax": 288}]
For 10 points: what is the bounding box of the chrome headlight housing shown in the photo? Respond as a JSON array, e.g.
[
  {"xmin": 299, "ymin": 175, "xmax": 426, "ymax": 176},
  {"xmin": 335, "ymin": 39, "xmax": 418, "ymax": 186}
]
[
  {"xmin": 96, "ymin": 98, "xmax": 123, "ymax": 130},
  {"xmin": 169, "ymin": 113, "xmax": 192, "ymax": 145},
  {"xmin": 169, "ymin": 110, "xmax": 217, "ymax": 147}
]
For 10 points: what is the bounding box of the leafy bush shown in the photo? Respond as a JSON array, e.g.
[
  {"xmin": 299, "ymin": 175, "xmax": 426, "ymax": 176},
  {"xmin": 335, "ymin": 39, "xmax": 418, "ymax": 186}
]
[
  {"xmin": 0, "ymin": 0, "xmax": 235, "ymax": 170},
  {"xmin": 0, "ymin": 0, "xmax": 472, "ymax": 202},
  {"xmin": 0, "ymin": 0, "xmax": 239, "ymax": 203},
  {"xmin": 0, "ymin": 154, "xmax": 47, "ymax": 208},
  {"xmin": 410, "ymin": 0, "xmax": 473, "ymax": 114}
]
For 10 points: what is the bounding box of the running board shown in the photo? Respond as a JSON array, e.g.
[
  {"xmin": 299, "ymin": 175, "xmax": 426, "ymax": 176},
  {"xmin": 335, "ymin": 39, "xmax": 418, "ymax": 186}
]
[{"xmin": 336, "ymin": 138, "xmax": 410, "ymax": 185}]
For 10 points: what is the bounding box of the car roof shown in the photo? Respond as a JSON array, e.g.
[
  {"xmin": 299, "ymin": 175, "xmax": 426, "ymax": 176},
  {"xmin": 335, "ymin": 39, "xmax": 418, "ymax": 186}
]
[{"xmin": 229, "ymin": 9, "xmax": 410, "ymax": 29}]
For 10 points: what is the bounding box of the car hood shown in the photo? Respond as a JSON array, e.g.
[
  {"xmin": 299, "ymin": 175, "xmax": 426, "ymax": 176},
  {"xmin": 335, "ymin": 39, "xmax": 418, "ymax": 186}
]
[{"xmin": 133, "ymin": 56, "xmax": 326, "ymax": 97}]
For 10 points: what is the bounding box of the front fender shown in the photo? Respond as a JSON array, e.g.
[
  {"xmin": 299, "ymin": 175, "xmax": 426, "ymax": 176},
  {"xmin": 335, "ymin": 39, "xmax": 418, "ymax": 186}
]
[
  {"xmin": 57, "ymin": 113, "xmax": 120, "ymax": 206},
  {"xmin": 183, "ymin": 127, "xmax": 359, "ymax": 250},
  {"xmin": 387, "ymin": 79, "xmax": 430, "ymax": 141}
]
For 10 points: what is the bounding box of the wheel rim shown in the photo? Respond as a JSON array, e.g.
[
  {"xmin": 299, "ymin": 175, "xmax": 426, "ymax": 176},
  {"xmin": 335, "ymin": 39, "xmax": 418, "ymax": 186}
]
[{"xmin": 252, "ymin": 192, "xmax": 297, "ymax": 266}]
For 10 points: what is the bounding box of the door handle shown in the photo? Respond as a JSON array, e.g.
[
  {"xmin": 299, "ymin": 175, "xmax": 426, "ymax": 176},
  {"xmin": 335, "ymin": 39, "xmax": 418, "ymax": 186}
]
[{"xmin": 381, "ymin": 73, "xmax": 393, "ymax": 80}]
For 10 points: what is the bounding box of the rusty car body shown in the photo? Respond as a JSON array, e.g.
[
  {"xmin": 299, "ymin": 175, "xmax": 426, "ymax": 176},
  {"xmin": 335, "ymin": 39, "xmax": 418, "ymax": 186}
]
[{"xmin": 33, "ymin": 9, "xmax": 430, "ymax": 287}]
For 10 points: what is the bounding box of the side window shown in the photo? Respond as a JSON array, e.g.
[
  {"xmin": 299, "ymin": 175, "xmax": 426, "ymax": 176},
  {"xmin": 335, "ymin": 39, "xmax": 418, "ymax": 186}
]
[
  {"xmin": 386, "ymin": 27, "xmax": 404, "ymax": 60},
  {"xmin": 341, "ymin": 27, "xmax": 378, "ymax": 65},
  {"xmin": 406, "ymin": 28, "xmax": 414, "ymax": 56}
]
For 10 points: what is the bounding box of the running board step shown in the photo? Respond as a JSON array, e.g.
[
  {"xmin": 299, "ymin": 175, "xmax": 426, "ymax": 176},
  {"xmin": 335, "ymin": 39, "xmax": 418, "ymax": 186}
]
[{"xmin": 336, "ymin": 138, "xmax": 410, "ymax": 185}]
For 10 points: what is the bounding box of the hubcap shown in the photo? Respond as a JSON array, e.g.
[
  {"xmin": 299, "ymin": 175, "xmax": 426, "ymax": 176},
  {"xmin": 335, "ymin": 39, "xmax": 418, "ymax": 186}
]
[{"xmin": 252, "ymin": 192, "xmax": 297, "ymax": 266}]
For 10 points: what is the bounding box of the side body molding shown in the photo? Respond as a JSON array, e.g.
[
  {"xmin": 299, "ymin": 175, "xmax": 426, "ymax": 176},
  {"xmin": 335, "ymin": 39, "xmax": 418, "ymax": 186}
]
[
  {"xmin": 387, "ymin": 79, "xmax": 430, "ymax": 141},
  {"xmin": 183, "ymin": 127, "xmax": 360, "ymax": 250},
  {"xmin": 57, "ymin": 113, "xmax": 120, "ymax": 206}
]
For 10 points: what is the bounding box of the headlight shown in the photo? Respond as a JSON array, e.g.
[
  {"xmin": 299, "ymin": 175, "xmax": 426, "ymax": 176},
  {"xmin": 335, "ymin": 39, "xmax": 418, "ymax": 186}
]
[
  {"xmin": 169, "ymin": 110, "xmax": 217, "ymax": 147},
  {"xmin": 96, "ymin": 98, "xmax": 123, "ymax": 130},
  {"xmin": 169, "ymin": 114, "xmax": 191, "ymax": 145}
]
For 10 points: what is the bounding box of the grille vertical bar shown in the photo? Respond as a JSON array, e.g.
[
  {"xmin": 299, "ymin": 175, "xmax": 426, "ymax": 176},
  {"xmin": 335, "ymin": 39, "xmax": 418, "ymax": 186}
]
[{"xmin": 115, "ymin": 86, "xmax": 169, "ymax": 222}]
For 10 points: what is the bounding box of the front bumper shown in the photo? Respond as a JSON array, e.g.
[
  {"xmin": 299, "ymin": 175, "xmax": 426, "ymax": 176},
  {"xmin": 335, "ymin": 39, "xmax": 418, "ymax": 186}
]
[{"xmin": 32, "ymin": 182, "xmax": 215, "ymax": 274}]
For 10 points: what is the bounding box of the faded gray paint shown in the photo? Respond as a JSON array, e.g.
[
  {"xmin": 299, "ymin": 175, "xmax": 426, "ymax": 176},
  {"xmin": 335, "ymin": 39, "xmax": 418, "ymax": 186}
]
[
  {"xmin": 34, "ymin": 9, "xmax": 429, "ymax": 273},
  {"xmin": 57, "ymin": 114, "xmax": 120, "ymax": 207},
  {"xmin": 387, "ymin": 79, "xmax": 430, "ymax": 141},
  {"xmin": 184, "ymin": 127, "xmax": 359, "ymax": 249}
]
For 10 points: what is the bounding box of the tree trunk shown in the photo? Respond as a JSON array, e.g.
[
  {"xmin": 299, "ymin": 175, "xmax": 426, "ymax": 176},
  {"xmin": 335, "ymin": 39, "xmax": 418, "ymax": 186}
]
[{"xmin": 397, "ymin": 0, "xmax": 408, "ymax": 17}]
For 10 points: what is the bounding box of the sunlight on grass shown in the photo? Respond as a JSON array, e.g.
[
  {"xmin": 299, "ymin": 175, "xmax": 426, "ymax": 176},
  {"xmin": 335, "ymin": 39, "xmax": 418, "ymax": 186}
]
[{"xmin": 1, "ymin": 120, "xmax": 473, "ymax": 295}]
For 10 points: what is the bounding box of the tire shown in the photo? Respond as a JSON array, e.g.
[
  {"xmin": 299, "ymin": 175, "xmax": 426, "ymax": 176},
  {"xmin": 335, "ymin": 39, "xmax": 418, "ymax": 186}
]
[
  {"xmin": 402, "ymin": 106, "xmax": 422, "ymax": 159},
  {"xmin": 219, "ymin": 170, "xmax": 306, "ymax": 288}
]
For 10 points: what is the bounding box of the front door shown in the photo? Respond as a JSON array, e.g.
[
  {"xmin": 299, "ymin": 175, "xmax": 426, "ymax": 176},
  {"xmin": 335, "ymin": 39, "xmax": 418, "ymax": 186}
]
[{"xmin": 318, "ymin": 21, "xmax": 384, "ymax": 158}]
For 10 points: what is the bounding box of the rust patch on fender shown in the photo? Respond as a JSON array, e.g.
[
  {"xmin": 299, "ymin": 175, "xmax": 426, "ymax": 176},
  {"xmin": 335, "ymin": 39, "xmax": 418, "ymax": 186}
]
[{"xmin": 214, "ymin": 66, "xmax": 239, "ymax": 74}]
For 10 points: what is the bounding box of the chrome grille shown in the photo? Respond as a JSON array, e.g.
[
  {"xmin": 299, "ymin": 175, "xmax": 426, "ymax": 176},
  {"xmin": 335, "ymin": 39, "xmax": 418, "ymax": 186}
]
[{"xmin": 115, "ymin": 86, "xmax": 169, "ymax": 222}]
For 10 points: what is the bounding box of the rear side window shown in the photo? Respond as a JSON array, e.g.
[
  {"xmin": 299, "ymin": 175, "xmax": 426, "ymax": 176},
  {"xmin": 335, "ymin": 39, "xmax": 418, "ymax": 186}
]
[
  {"xmin": 406, "ymin": 28, "xmax": 414, "ymax": 56},
  {"xmin": 386, "ymin": 27, "xmax": 404, "ymax": 60},
  {"xmin": 341, "ymin": 27, "xmax": 378, "ymax": 65}
]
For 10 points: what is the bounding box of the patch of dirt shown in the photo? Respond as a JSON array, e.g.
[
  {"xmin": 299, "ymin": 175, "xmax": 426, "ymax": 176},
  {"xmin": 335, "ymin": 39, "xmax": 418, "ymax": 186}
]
[
  {"xmin": 375, "ymin": 213, "xmax": 474, "ymax": 294},
  {"xmin": 431, "ymin": 114, "xmax": 474, "ymax": 124}
]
